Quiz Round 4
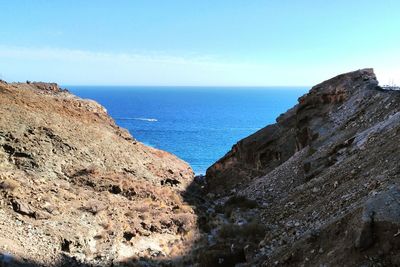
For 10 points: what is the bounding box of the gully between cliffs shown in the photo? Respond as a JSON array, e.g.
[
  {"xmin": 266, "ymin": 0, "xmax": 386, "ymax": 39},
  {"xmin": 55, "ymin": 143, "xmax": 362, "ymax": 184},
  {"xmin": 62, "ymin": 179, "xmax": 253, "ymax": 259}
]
[{"xmin": 1, "ymin": 69, "xmax": 400, "ymax": 267}]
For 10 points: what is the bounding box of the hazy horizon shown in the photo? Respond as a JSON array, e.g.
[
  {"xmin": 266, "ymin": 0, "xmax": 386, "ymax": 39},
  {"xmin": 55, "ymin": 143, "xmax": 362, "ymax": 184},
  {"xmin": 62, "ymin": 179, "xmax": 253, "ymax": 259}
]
[{"xmin": 61, "ymin": 85, "xmax": 311, "ymax": 88}]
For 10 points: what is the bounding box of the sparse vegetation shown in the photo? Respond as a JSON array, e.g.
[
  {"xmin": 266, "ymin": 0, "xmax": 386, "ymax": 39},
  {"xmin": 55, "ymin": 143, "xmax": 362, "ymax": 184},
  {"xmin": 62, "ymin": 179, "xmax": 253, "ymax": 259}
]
[
  {"xmin": 219, "ymin": 195, "xmax": 258, "ymax": 217},
  {"xmin": 219, "ymin": 222, "xmax": 265, "ymax": 241},
  {"xmin": 173, "ymin": 213, "xmax": 196, "ymax": 234},
  {"xmin": 0, "ymin": 178, "xmax": 19, "ymax": 192}
]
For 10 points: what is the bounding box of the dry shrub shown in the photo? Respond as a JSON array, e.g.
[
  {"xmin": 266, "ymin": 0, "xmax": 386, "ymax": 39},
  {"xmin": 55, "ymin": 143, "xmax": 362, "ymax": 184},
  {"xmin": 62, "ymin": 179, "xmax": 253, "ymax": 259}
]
[
  {"xmin": 219, "ymin": 222, "xmax": 265, "ymax": 241},
  {"xmin": 219, "ymin": 224, "xmax": 239, "ymax": 239},
  {"xmin": 131, "ymin": 203, "xmax": 150, "ymax": 213},
  {"xmin": 150, "ymin": 209, "xmax": 161, "ymax": 217},
  {"xmin": 222, "ymin": 195, "xmax": 258, "ymax": 217},
  {"xmin": 198, "ymin": 245, "xmax": 246, "ymax": 267},
  {"xmin": 0, "ymin": 178, "xmax": 19, "ymax": 192},
  {"xmin": 100, "ymin": 222, "xmax": 112, "ymax": 230},
  {"xmin": 154, "ymin": 186, "xmax": 182, "ymax": 205},
  {"xmin": 177, "ymin": 204, "xmax": 193, "ymax": 213},
  {"xmin": 80, "ymin": 200, "xmax": 107, "ymax": 215},
  {"xmin": 124, "ymin": 210, "xmax": 134, "ymax": 217},
  {"xmin": 173, "ymin": 213, "xmax": 196, "ymax": 234}
]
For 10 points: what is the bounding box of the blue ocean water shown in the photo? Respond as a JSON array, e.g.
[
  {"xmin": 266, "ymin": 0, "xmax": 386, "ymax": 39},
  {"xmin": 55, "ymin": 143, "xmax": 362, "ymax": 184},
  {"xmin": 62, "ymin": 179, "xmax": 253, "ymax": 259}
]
[{"xmin": 67, "ymin": 87, "xmax": 309, "ymax": 174}]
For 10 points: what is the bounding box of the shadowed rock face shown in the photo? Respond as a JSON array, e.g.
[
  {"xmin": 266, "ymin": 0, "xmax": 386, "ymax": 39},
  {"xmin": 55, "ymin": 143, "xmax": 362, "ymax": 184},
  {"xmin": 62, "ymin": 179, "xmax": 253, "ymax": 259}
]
[
  {"xmin": 0, "ymin": 82, "xmax": 196, "ymax": 266},
  {"xmin": 206, "ymin": 68, "xmax": 380, "ymax": 193},
  {"xmin": 203, "ymin": 69, "xmax": 400, "ymax": 266}
]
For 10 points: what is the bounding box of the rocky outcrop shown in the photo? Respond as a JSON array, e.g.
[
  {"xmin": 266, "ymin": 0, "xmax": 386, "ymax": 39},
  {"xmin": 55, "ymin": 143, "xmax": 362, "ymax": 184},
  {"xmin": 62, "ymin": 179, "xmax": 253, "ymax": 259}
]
[
  {"xmin": 0, "ymin": 82, "xmax": 196, "ymax": 266},
  {"xmin": 204, "ymin": 69, "xmax": 400, "ymax": 266},
  {"xmin": 206, "ymin": 69, "xmax": 383, "ymax": 192}
]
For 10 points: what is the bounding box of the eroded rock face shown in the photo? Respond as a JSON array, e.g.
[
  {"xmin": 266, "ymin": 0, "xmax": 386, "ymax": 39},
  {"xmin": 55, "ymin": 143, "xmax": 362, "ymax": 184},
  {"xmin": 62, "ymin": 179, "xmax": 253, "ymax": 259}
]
[
  {"xmin": 0, "ymin": 82, "xmax": 196, "ymax": 266},
  {"xmin": 206, "ymin": 68, "xmax": 381, "ymax": 193},
  {"xmin": 204, "ymin": 69, "xmax": 400, "ymax": 266}
]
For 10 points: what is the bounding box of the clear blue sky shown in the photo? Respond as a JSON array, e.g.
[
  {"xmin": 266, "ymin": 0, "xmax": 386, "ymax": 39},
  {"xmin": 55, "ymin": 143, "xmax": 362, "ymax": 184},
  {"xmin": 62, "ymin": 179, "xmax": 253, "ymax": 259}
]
[{"xmin": 0, "ymin": 0, "xmax": 399, "ymax": 85}]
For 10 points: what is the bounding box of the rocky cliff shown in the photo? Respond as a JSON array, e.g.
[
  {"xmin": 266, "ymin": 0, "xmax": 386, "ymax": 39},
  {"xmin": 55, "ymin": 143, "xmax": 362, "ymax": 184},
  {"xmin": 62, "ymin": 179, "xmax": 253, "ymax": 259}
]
[
  {"xmin": 0, "ymin": 81, "xmax": 196, "ymax": 266},
  {"xmin": 203, "ymin": 69, "xmax": 400, "ymax": 266}
]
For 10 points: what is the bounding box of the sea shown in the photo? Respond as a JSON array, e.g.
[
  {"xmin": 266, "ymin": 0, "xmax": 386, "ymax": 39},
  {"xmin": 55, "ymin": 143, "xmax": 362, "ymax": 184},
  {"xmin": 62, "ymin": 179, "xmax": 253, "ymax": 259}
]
[{"xmin": 67, "ymin": 87, "xmax": 309, "ymax": 175}]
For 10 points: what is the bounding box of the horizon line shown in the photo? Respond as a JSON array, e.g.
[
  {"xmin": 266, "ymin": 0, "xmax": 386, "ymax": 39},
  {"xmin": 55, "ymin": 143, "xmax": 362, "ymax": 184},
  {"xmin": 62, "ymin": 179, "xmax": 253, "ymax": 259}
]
[{"xmin": 62, "ymin": 84, "xmax": 312, "ymax": 88}]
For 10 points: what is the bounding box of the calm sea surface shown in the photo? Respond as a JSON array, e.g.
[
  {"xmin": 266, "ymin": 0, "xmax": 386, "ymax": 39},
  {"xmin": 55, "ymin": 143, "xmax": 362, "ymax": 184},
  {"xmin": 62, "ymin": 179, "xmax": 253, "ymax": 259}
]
[{"xmin": 67, "ymin": 87, "xmax": 309, "ymax": 174}]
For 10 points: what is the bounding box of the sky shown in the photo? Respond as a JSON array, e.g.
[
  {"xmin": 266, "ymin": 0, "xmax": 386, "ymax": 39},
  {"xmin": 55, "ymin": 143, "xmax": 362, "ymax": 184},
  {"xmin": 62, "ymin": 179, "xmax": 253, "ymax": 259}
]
[{"xmin": 0, "ymin": 0, "xmax": 399, "ymax": 86}]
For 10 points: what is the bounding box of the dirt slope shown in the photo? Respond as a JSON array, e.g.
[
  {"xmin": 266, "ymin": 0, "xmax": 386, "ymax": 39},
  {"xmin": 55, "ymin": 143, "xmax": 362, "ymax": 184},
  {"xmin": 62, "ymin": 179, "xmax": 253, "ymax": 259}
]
[{"xmin": 0, "ymin": 81, "xmax": 196, "ymax": 266}]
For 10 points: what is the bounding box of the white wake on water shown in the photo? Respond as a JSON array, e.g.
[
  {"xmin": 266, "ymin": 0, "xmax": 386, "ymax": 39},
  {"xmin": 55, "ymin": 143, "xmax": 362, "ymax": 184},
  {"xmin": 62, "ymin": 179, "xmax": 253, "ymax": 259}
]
[
  {"xmin": 134, "ymin": 118, "xmax": 158, "ymax": 122},
  {"xmin": 116, "ymin": 117, "xmax": 158, "ymax": 122}
]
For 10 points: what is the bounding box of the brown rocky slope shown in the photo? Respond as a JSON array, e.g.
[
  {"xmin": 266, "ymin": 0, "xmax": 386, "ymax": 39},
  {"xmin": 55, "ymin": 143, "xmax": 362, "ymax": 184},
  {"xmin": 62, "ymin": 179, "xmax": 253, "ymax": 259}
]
[
  {"xmin": 0, "ymin": 81, "xmax": 197, "ymax": 266},
  {"xmin": 204, "ymin": 69, "xmax": 400, "ymax": 266}
]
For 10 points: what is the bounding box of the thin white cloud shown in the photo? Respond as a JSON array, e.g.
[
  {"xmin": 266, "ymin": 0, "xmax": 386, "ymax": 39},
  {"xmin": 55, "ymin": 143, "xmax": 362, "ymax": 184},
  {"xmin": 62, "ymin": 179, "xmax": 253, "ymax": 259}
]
[
  {"xmin": 0, "ymin": 45, "xmax": 250, "ymax": 68},
  {"xmin": 0, "ymin": 45, "xmax": 399, "ymax": 86},
  {"xmin": 0, "ymin": 45, "xmax": 278, "ymax": 85}
]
